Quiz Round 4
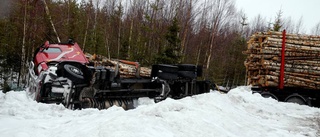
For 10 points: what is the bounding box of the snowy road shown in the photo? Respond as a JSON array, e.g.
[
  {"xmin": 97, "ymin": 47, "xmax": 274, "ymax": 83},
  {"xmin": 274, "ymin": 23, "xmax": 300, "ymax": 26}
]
[{"xmin": 0, "ymin": 86, "xmax": 319, "ymax": 137}]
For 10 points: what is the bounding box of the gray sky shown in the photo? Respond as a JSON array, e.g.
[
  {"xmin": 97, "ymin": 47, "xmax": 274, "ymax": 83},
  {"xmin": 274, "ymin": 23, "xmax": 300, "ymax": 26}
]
[
  {"xmin": 235, "ymin": 0, "xmax": 320, "ymax": 34},
  {"xmin": 0, "ymin": 0, "xmax": 11, "ymax": 19}
]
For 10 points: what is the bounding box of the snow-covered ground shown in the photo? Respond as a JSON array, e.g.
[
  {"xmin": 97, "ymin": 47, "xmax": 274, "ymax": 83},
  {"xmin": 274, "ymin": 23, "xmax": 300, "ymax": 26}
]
[{"xmin": 0, "ymin": 86, "xmax": 319, "ymax": 137}]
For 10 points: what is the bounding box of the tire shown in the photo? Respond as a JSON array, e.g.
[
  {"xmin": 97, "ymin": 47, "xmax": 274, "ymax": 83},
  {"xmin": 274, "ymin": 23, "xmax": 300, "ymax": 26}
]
[
  {"xmin": 176, "ymin": 64, "xmax": 197, "ymax": 79},
  {"xmin": 155, "ymin": 64, "xmax": 178, "ymax": 73},
  {"xmin": 176, "ymin": 64, "xmax": 196, "ymax": 71},
  {"xmin": 196, "ymin": 65, "xmax": 203, "ymax": 77},
  {"xmin": 261, "ymin": 92, "xmax": 278, "ymax": 100},
  {"xmin": 157, "ymin": 72, "xmax": 178, "ymax": 80},
  {"xmin": 285, "ymin": 96, "xmax": 307, "ymax": 105},
  {"xmin": 151, "ymin": 64, "xmax": 178, "ymax": 79},
  {"xmin": 63, "ymin": 64, "xmax": 84, "ymax": 83},
  {"xmin": 177, "ymin": 71, "xmax": 196, "ymax": 79}
]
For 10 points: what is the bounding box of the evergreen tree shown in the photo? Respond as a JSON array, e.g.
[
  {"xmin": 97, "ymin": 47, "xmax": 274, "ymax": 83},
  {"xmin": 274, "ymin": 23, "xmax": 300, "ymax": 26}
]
[
  {"xmin": 154, "ymin": 17, "xmax": 181, "ymax": 64},
  {"xmin": 273, "ymin": 9, "xmax": 283, "ymax": 31}
]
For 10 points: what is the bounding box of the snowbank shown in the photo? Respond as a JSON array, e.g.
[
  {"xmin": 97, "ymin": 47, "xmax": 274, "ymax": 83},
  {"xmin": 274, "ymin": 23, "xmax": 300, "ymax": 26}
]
[{"xmin": 0, "ymin": 86, "xmax": 319, "ymax": 137}]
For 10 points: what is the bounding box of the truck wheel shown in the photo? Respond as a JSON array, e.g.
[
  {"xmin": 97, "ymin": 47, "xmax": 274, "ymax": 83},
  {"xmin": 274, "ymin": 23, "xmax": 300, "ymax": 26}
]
[
  {"xmin": 177, "ymin": 64, "xmax": 196, "ymax": 71},
  {"xmin": 285, "ymin": 94, "xmax": 307, "ymax": 105},
  {"xmin": 177, "ymin": 64, "xmax": 197, "ymax": 79},
  {"xmin": 177, "ymin": 71, "xmax": 196, "ymax": 79},
  {"xmin": 151, "ymin": 64, "xmax": 178, "ymax": 80},
  {"xmin": 154, "ymin": 64, "xmax": 178, "ymax": 73},
  {"xmin": 157, "ymin": 72, "xmax": 178, "ymax": 80},
  {"xmin": 261, "ymin": 92, "xmax": 278, "ymax": 100},
  {"xmin": 63, "ymin": 64, "xmax": 84, "ymax": 83}
]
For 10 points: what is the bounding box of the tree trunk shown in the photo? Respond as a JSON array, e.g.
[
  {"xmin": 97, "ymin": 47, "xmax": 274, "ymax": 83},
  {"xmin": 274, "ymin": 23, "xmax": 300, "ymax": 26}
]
[
  {"xmin": 18, "ymin": 0, "xmax": 28, "ymax": 87},
  {"xmin": 43, "ymin": 0, "xmax": 60, "ymax": 42},
  {"xmin": 83, "ymin": 17, "xmax": 90, "ymax": 51}
]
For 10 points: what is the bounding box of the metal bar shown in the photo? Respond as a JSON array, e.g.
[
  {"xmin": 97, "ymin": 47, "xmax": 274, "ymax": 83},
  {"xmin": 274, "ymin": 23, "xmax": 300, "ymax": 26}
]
[
  {"xmin": 98, "ymin": 88, "xmax": 159, "ymax": 93},
  {"xmin": 279, "ymin": 30, "xmax": 286, "ymax": 89}
]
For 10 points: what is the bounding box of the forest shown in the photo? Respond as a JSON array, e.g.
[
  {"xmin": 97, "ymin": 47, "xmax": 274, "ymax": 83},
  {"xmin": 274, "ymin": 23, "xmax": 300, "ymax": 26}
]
[{"xmin": 0, "ymin": 0, "xmax": 320, "ymax": 91}]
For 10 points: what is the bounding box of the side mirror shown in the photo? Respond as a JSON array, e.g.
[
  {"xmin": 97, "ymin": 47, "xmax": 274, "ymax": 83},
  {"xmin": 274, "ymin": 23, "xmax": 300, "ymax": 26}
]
[{"xmin": 68, "ymin": 39, "xmax": 74, "ymax": 45}]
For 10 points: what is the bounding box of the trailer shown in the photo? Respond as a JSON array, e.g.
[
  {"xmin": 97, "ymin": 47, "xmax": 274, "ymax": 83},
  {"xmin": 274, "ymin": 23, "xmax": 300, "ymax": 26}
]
[
  {"xmin": 244, "ymin": 30, "xmax": 320, "ymax": 107},
  {"xmin": 26, "ymin": 40, "xmax": 211, "ymax": 109}
]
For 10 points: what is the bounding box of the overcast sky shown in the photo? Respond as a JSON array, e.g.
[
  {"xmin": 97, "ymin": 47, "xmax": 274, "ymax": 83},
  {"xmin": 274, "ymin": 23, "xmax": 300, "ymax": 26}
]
[{"xmin": 235, "ymin": 0, "xmax": 320, "ymax": 34}]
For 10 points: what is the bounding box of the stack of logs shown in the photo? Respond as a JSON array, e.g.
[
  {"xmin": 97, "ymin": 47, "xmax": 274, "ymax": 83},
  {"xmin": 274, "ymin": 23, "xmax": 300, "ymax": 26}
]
[
  {"xmin": 85, "ymin": 53, "xmax": 151, "ymax": 78},
  {"xmin": 244, "ymin": 31, "xmax": 320, "ymax": 89}
]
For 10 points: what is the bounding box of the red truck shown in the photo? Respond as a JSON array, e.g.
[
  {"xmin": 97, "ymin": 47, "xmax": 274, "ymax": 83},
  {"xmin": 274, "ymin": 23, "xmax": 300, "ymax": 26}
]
[{"xmin": 27, "ymin": 40, "xmax": 210, "ymax": 109}]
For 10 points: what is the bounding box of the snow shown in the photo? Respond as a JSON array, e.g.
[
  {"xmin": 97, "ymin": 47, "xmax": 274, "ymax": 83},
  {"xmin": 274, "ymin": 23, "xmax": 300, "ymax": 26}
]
[{"xmin": 0, "ymin": 86, "xmax": 319, "ymax": 137}]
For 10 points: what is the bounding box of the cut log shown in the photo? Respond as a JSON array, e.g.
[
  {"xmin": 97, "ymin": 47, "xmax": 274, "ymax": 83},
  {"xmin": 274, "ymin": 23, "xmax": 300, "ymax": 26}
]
[
  {"xmin": 85, "ymin": 53, "xmax": 151, "ymax": 78},
  {"xmin": 244, "ymin": 31, "xmax": 320, "ymax": 89}
]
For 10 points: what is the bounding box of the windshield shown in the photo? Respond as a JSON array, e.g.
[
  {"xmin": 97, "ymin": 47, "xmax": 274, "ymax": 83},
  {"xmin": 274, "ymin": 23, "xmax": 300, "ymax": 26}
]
[{"xmin": 43, "ymin": 48, "xmax": 62, "ymax": 53}]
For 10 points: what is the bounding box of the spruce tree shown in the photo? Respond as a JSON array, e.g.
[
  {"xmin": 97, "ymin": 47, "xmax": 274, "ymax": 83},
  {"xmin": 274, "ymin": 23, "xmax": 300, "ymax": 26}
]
[
  {"xmin": 154, "ymin": 17, "xmax": 181, "ymax": 64},
  {"xmin": 273, "ymin": 9, "xmax": 283, "ymax": 31}
]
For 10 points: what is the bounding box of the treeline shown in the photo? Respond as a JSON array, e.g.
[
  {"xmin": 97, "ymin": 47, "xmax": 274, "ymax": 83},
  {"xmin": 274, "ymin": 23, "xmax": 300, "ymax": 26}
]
[{"xmin": 0, "ymin": 0, "xmax": 319, "ymax": 90}]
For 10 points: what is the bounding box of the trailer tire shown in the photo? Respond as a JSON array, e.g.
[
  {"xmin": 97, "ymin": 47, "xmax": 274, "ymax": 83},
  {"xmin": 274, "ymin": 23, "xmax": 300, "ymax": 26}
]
[
  {"xmin": 261, "ymin": 92, "xmax": 278, "ymax": 100},
  {"xmin": 178, "ymin": 71, "xmax": 196, "ymax": 79},
  {"xmin": 151, "ymin": 64, "xmax": 178, "ymax": 79},
  {"xmin": 157, "ymin": 72, "xmax": 178, "ymax": 80},
  {"xmin": 196, "ymin": 65, "xmax": 203, "ymax": 77},
  {"xmin": 155, "ymin": 64, "xmax": 178, "ymax": 73},
  {"xmin": 177, "ymin": 64, "xmax": 196, "ymax": 71},
  {"xmin": 285, "ymin": 94, "xmax": 307, "ymax": 105}
]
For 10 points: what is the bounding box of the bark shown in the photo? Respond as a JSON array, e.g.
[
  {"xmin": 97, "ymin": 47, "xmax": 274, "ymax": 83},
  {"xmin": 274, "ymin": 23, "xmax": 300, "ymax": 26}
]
[
  {"xmin": 86, "ymin": 53, "xmax": 151, "ymax": 78},
  {"xmin": 245, "ymin": 31, "xmax": 320, "ymax": 89}
]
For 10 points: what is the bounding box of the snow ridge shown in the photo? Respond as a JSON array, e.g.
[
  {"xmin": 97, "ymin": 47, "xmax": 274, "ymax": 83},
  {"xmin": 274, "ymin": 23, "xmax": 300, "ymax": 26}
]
[{"xmin": 0, "ymin": 86, "xmax": 319, "ymax": 137}]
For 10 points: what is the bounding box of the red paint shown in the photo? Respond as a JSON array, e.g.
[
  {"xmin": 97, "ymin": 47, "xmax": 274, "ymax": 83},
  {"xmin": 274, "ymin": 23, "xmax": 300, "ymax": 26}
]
[
  {"xmin": 33, "ymin": 41, "xmax": 88, "ymax": 75},
  {"xmin": 279, "ymin": 30, "xmax": 286, "ymax": 89}
]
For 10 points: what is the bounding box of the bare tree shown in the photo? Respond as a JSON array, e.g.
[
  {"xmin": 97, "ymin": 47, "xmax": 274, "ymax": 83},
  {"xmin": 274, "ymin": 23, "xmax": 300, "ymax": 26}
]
[
  {"xmin": 311, "ymin": 21, "xmax": 320, "ymax": 35},
  {"xmin": 282, "ymin": 16, "xmax": 295, "ymax": 33},
  {"xmin": 294, "ymin": 16, "xmax": 305, "ymax": 34},
  {"xmin": 205, "ymin": 0, "xmax": 236, "ymax": 76},
  {"xmin": 19, "ymin": 0, "xmax": 28, "ymax": 87},
  {"xmin": 43, "ymin": 0, "xmax": 61, "ymax": 42},
  {"xmin": 250, "ymin": 14, "xmax": 266, "ymax": 35}
]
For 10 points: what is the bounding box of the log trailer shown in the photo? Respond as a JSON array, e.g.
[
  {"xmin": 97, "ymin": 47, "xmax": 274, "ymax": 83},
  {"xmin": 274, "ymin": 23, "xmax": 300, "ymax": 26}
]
[
  {"xmin": 245, "ymin": 30, "xmax": 320, "ymax": 107},
  {"xmin": 27, "ymin": 40, "xmax": 211, "ymax": 109}
]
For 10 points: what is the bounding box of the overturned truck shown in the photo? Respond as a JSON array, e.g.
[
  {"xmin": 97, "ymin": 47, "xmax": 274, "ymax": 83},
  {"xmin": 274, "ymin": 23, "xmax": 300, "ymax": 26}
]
[{"xmin": 27, "ymin": 41, "xmax": 211, "ymax": 109}]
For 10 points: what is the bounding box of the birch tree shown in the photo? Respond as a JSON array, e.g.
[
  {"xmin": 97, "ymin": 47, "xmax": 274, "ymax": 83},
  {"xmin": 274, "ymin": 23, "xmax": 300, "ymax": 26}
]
[
  {"xmin": 205, "ymin": 0, "xmax": 235, "ymax": 76},
  {"xmin": 311, "ymin": 21, "xmax": 320, "ymax": 35},
  {"xmin": 43, "ymin": 0, "xmax": 61, "ymax": 42},
  {"xmin": 294, "ymin": 16, "xmax": 305, "ymax": 34}
]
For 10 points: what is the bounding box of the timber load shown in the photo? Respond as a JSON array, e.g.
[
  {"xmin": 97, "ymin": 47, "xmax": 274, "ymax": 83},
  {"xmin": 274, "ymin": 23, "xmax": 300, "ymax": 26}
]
[
  {"xmin": 85, "ymin": 53, "xmax": 151, "ymax": 78},
  {"xmin": 243, "ymin": 31, "xmax": 320, "ymax": 89}
]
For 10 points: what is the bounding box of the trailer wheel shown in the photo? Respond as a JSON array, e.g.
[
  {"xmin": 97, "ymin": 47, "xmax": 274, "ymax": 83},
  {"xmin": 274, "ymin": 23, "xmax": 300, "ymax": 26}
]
[
  {"xmin": 176, "ymin": 64, "xmax": 197, "ymax": 79},
  {"xmin": 157, "ymin": 72, "xmax": 178, "ymax": 80},
  {"xmin": 154, "ymin": 64, "xmax": 178, "ymax": 73},
  {"xmin": 177, "ymin": 64, "xmax": 196, "ymax": 71},
  {"xmin": 285, "ymin": 94, "xmax": 307, "ymax": 105},
  {"xmin": 261, "ymin": 92, "xmax": 278, "ymax": 100},
  {"xmin": 178, "ymin": 71, "xmax": 196, "ymax": 79},
  {"xmin": 151, "ymin": 64, "xmax": 178, "ymax": 80}
]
